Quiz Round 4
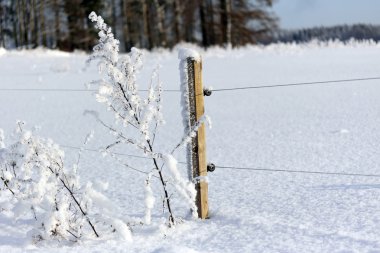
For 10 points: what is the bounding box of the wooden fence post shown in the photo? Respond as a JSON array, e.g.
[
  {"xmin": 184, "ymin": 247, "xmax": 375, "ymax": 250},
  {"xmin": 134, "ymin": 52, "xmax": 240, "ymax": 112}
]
[{"xmin": 186, "ymin": 57, "xmax": 209, "ymax": 219}]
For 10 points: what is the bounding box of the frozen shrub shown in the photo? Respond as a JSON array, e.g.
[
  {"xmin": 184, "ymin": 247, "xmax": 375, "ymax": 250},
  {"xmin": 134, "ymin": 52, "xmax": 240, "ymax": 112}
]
[
  {"xmin": 87, "ymin": 12, "xmax": 200, "ymax": 226},
  {"xmin": 0, "ymin": 123, "xmax": 131, "ymax": 243}
]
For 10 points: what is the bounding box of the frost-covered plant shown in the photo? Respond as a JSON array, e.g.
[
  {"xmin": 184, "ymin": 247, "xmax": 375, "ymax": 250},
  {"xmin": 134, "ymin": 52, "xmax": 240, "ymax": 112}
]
[
  {"xmin": 87, "ymin": 12, "xmax": 198, "ymax": 226},
  {"xmin": 0, "ymin": 123, "xmax": 131, "ymax": 242}
]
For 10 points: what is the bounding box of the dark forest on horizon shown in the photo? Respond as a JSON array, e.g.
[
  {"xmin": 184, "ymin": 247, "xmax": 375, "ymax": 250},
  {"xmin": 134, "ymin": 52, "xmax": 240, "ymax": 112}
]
[
  {"xmin": 1, "ymin": 0, "xmax": 380, "ymax": 52},
  {"xmin": 0, "ymin": 0, "xmax": 277, "ymax": 51}
]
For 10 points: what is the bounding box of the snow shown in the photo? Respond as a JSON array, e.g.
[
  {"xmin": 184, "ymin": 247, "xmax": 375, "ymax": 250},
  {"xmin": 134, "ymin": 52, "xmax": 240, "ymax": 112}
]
[
  {"xmin": 164, "ymin": 154, "xmax": 197, "ymax": 218},
  {"xmin": 144, "ymin": 173, "xmax": 155, "ymax": 225},
  {"xmin": 2, "ymin": 41, "xmax": 380, "ymax": 251},
  {"xmin": 178, "ymin": 48, "xmax": 201, "ymax": 62},
  {"xmin": 0, "ymin": 129, "xmax": 4, "ymax": 149},
  {"xmin": 0, "ymin": 48, "xmax": 7, "ymax": 57}
]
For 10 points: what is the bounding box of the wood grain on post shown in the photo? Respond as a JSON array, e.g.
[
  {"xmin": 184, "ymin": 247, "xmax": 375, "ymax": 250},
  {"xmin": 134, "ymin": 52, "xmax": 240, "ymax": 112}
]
[{"xmin": 187, "ymin": 57, "xmax": 209, "ymax": 219}]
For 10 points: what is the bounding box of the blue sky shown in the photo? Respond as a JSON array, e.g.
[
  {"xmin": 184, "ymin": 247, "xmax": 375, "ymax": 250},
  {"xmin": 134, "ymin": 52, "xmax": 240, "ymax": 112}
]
[{"xmin": 272, "ymin": 0, "xmax": 380, "ymax": 29}]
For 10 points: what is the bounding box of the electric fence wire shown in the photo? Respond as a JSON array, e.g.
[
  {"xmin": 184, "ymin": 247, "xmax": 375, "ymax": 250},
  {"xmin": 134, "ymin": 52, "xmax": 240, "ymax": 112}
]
[
  {"xmin": 210, "ymin": 76, "xmax": 380, "ymax": 92},
  {"xmin": 61, "ymin": 144, "xmax": 380, "ymax": 179},
  {"xmin": 214, "ymin": 165, "xmax": 380, "ymax": 178},
  {"xmin": 1, "ymin": 76, "xmax": 380, "ymax": 93},
  {"xmin": 5, "ymin": 73, "xmax": 380, "ymax": 178}
]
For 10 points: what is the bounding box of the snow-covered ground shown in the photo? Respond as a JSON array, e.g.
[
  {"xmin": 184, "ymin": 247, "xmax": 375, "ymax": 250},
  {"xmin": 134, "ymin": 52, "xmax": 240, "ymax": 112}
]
[{"xmin": 1, "ymin": 41, "xmax": 380, "ymax": 252}]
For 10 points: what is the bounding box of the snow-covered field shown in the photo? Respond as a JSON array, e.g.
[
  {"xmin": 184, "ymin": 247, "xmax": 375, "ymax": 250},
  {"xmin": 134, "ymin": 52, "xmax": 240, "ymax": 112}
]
[{"xmin": 1, "ymin": 41, "xmax": 380, "ymax": 252}]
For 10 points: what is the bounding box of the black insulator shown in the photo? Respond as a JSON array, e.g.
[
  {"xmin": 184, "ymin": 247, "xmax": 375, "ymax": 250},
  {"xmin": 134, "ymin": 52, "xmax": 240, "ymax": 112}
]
[
  {"xmin": 203, "ymin": 88, "xmax": 212, "ymax": 96},
  {"xmin": 207, "ymin": 163, "xmax": 216, "ymax": 172}
]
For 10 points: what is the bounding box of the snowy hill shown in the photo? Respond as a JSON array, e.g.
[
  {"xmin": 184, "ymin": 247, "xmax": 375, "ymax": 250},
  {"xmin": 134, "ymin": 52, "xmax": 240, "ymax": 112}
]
[{"xmin": 1, "ymin": 41, "xmax": 380, "ymax": 252}]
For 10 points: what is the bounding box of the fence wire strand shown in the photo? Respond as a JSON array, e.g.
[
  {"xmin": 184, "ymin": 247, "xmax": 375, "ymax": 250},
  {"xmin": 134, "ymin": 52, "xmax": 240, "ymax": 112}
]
[
  {"xmin": 210, "ymin": 76, "xmax": 380, "ymax": 92},
  {"xmin": 61, "ymin": 144, "xmax": 380, "ymax": 179},
  {"xmin": 1, "ymin": 76, "xmax": 380, "ymax": 93},
  {"xmin": 5, "ymin": 73, "xmax": 380, "ymax": 179},
  {"xmin": 0, "ymin": 88, "xmax": 180, "ymax": 92},
  {"xmin": 215, "ymin": 165, "xmax": 380, "ymax": 178}
]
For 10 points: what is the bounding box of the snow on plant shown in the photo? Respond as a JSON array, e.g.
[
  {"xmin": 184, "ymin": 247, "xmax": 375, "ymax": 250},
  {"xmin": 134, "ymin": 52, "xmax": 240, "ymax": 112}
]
[
  {"xmin": 144, "ymin": 173, "xmax": 155, "ymax": 225},
  {"xmin": 87, "ymin": 12, "xmax": 199, "ymax": 226},
  {"xmin": 0, "ymin": 123, "xmax": 131, "ymax": 243}
]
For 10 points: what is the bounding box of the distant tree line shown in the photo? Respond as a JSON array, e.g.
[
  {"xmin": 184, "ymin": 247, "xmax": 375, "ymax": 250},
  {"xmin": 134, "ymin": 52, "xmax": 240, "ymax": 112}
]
[
  {"xmin": 0, "ymin": 0, "xmax": 277, "ymax": 51},
  {"xmin": 274, "ymin": 24, "xmax": 380, "ymax": 43}
]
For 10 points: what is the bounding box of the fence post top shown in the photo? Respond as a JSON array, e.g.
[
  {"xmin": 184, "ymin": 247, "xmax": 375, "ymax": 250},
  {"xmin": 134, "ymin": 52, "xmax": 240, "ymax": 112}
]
[{"xmin": 178, "ymin": 48, "xmax": 201, "ymax": 62}]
